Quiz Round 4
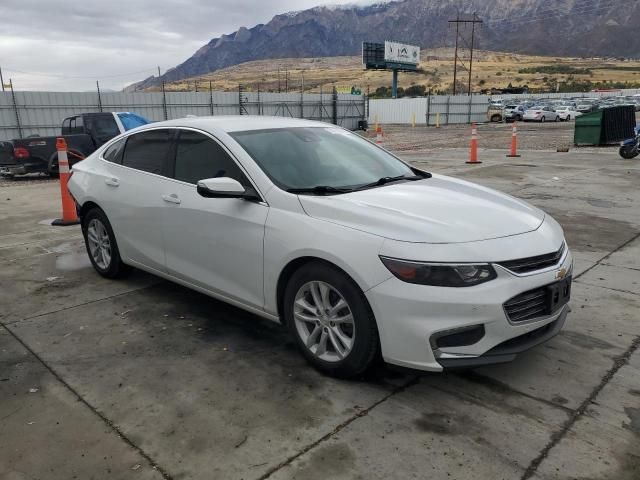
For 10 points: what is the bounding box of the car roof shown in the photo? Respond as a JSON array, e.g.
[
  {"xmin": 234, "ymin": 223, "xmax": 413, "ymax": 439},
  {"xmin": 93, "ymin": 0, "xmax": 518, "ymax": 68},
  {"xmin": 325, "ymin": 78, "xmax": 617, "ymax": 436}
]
[{"xmin": 137, "ymin": 116, "xmax": 334, "ymax": 134}]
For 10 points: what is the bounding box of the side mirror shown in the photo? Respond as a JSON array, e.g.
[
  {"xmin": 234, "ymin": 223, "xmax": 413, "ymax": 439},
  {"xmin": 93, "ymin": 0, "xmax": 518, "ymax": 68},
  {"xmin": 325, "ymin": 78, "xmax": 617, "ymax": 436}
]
[{"xmin": 197, "ymin": 177, "xmax": 260, "ymax": 201}]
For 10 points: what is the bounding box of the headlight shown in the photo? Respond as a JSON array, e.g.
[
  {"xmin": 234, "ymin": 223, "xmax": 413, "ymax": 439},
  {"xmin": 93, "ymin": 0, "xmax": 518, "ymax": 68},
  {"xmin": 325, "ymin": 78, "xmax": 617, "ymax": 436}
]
[{"xmin": 379, "ymin": 256, "xmax": 497, "ymax": 287}]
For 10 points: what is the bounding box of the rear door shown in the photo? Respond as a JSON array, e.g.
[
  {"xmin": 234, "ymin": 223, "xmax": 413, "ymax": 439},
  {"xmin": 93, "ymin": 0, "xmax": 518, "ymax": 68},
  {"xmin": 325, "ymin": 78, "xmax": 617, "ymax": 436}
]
[
  {"xmin": 161, "ymin": 129, "xmax": 268, "ymax": 309},
  {"xmin": 97, "ymin": 128, "xmax": 176, "ymax": 272}
]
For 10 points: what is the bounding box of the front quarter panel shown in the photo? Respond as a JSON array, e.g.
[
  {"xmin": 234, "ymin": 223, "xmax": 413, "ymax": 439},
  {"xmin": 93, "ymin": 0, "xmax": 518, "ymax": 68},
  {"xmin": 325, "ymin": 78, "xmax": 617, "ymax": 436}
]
[{"xmin": 262, "ymin": 192, "xmax": 391, "ymax": 317}]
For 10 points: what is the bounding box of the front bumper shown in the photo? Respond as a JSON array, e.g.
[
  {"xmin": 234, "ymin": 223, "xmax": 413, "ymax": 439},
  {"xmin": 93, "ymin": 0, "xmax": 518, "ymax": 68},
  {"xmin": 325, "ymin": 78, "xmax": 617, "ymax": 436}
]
[{"xmin": 365, "ymin": 246, "xmax": 573, "ymax": 372}]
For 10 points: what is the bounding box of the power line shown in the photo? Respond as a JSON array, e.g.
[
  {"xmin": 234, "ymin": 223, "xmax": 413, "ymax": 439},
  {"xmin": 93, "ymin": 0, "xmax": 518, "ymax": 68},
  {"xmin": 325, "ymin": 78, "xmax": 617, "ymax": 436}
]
[{"xmin": 449, "ymin": 12, "xmax": 482, "ymax": 95}]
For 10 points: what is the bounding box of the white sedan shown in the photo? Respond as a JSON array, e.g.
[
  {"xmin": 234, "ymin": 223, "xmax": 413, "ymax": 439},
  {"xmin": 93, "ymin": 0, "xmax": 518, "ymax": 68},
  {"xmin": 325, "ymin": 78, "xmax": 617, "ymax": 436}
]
[
  {"xmin": 554, "ymin": 106, "xmax": 582, "ymax": 121},
  {"xmin": 68, "ymin": 117, "xmax": 572, "ymax": 377},
  {"xmin": 523, "ymin": 106, "xmax": 560, "ymax": 122}
]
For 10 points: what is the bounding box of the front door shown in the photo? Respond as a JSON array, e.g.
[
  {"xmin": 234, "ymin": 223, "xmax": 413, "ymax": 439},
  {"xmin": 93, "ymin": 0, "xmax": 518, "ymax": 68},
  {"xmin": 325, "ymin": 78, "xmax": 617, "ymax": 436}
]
[{"xmin": 161, "ymin": 129, "xmax": 268, "ymax": 309}]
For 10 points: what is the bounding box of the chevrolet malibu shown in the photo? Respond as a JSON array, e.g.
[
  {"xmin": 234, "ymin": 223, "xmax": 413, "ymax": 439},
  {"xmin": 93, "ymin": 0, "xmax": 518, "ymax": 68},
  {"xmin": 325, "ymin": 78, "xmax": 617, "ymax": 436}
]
[{"xmin": 68, "ymin": 117, "xmax": 572, "ymax": 377}]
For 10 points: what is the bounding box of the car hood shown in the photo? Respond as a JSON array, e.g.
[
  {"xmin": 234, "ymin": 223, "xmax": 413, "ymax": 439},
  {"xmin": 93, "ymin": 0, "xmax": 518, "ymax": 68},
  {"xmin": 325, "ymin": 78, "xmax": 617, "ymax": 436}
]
[{"xmin": 298, "ymin": 174, "xmax": 545, "ymax": 244}]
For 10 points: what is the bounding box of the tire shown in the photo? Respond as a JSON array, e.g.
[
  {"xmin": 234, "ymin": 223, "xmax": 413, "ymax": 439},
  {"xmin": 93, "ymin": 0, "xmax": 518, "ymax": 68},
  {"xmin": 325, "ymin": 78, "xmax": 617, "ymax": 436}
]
[
  {"xmin": 491, "ymin": 115, "xmax": 501, "ymax": 122},
  {"xmin": 566, "ymin": 115, "xmax": 571, "ymax": 121},
  {"xmin": 81, "ymin": 208, "xmax": 131, "ymax": 279},
  {"xmin": 283, "ymin": 261, "xmax": 379, "ymax": 378},
  {"xmin": 541, "ymin": 116, "xmax": 546, "ymax": 123},
  {"xmin": 555, "ymin": 116, "xmax": 559, "ymax": 122},
  {"xmin": 619, "ymin": 145, "xmax": 639, "ymax": 160}
]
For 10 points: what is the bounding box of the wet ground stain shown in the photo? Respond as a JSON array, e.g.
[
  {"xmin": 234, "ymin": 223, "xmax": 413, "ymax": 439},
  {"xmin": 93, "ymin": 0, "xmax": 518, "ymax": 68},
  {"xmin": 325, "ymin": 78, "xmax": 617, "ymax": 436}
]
[{"xmin": 538, "ymin": 209, "xmax": 639, "ymax": 252}]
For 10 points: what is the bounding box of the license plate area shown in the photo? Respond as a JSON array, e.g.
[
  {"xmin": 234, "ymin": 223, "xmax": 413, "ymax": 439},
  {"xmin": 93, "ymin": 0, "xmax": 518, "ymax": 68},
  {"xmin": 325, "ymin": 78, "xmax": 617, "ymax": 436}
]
[{"xmin": 547, "ymin": 276, "xmax": 571, "ymax": 314}]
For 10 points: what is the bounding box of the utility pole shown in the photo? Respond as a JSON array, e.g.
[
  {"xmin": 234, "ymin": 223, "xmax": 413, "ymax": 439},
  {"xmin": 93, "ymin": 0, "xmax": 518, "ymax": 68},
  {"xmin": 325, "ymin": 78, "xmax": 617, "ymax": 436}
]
[{"xmin": 448, "ymin": 12, "xmax": 482, "ymax": 95}]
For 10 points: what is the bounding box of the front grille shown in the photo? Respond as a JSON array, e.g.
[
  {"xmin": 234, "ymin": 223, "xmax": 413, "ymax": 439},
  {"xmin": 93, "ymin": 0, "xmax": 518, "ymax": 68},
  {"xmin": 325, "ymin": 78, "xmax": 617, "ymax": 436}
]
[
  {"xmin": 503, "ymin": 286, "xmax": 548, "ymax": 322},
  {"xmin": 497, "ymin": 242, "xmax": 565, "ymax": 274}
]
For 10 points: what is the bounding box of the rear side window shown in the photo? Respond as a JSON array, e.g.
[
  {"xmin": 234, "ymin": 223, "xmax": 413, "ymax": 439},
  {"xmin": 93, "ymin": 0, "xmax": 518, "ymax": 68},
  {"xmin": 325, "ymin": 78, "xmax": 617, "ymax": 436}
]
[
  {"xmin": 103, "ymin": 138, "xmax": 126, "ymax": 164},
  {"xmin": 173, "ymin": 130, "xmax": 247, "ymax": 185},
  {"xmin": 122, "ymin": 129, "xmax": 174, "ymax": 175}
]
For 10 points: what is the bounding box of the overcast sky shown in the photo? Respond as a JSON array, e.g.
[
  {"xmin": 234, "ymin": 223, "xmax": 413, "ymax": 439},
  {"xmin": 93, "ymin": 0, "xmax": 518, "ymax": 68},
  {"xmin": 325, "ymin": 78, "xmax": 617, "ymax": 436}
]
[{"xmin": 0, "ymin": 0, "xmax": 360, "ymax": 92}]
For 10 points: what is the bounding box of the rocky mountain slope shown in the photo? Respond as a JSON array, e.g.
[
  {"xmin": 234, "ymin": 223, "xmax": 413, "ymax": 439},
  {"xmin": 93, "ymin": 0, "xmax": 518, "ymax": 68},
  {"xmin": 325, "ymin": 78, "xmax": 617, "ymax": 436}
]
[{"xmin": 128, "ymin": 0, "xmax": 639, "ymax": 90}]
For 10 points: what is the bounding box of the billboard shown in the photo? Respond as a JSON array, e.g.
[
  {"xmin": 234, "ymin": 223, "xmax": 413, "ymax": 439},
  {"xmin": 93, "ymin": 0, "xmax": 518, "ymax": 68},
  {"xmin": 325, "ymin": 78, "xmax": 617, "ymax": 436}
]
[
  {"xmin": 336, "ymin": 85, "xmax": 363, "ymax": 95},
  {"xmin": 384, "ymin": 41, "xmax": 420, "ymax": 66}
]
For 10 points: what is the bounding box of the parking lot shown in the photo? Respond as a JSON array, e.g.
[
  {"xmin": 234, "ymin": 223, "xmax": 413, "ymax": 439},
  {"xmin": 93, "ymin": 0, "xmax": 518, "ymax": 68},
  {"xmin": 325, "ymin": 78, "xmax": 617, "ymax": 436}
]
[{"xmin": 1, "ymin": 134, "xmax": 639, "ymax": 479}]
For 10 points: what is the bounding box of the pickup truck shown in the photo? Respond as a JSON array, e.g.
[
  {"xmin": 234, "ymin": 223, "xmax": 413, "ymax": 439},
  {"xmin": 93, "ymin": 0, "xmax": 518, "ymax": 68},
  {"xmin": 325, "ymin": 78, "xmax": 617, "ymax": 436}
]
[{"xmin": 0, "ymin": 112, "xmax": 149, "ymax": 177}]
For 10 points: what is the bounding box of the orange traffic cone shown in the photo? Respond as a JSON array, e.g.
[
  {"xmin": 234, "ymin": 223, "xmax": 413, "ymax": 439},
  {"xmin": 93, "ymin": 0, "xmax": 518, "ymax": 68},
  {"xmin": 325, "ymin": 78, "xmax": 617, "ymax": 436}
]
[
  {"xmin": 506, "ymin": 122, "xmax": 521, "ymax": 158},
  {"xmin": 375, "ymin": 125, "xmax": 384, "ymax": 144},
  {"xmin": 52, "ymin": 137, "xmax": 80, "ymax": 226},
  {"xmin": 466, "ymin": 123, "xmax": 481, "ymax": 164}
]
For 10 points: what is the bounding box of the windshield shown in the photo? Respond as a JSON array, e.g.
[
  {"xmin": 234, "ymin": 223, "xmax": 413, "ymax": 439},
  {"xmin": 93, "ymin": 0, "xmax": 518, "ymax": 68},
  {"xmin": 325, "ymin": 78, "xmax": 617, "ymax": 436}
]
[
  {"xmin": 230, "ymin": 127, "xmax": 416, "ymax": 191},
  {"xmin": 117, "ymin": 113, "xmax": 150, "ymax": 131}
]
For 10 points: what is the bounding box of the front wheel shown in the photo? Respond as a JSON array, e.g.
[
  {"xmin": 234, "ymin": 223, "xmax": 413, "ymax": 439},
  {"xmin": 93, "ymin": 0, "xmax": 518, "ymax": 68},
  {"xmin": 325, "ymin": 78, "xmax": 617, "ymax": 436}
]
[
  {"xmin": 540, "ymin": 116, "xmax": 546, "ymax": 123},
  {"xmin": 619, "ymin": 145, "xmax": 639, "ymax": 160},
  {"xmin": 284, "ymin": 262, "xmax": 379, "ymax": 378},
  {"xmin": 82, "ymin": 208, "xmax": 131, "ymax": 278}
]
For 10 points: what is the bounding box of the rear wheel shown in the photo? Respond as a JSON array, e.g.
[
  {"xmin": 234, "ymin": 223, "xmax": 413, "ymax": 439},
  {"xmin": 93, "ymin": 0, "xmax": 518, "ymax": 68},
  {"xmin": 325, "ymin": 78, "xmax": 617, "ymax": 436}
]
[
  {"xmin": 82, "ymin": 208, "xmax": 131, "ymax": 278},
  {"xmin": 284, "ymin": 262, "xmax": 379, "ymax": 378},
  {"xmin": 541, "ymin": 116, "xmax": 546, "ymax": 123}
]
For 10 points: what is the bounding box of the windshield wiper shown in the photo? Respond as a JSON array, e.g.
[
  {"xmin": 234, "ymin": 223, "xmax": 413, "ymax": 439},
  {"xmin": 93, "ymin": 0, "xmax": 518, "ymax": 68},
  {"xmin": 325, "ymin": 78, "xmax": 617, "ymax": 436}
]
[
  {"xmin": 286, "ymin": 185, "xmax": 354, "ymax": 195},
  {"xmin": 355, "ymin": 174, "xmax": 423, "ymax": 191}
]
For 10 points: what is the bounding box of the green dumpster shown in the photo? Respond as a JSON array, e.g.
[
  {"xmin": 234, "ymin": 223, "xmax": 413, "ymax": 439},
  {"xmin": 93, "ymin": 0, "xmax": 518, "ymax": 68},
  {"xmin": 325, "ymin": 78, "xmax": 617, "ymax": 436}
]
[
  {"xmin": 574, "ymin": 110, "xmax": 603, "ymax": 146},
  {"xmin": 574, "ymin": 106, "xmax": 635, "ymax": 146}
]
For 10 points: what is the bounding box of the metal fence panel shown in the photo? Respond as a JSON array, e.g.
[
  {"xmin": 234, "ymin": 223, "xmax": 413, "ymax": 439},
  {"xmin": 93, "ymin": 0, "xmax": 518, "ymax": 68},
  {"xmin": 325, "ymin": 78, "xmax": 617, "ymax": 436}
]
[
  {"xmin": 369, "ymin": 88, "xmax": 640, "ymax": 125},
  {"xmin": 0, "ymin": 90, "xmax": 365, "ymax": 140}
]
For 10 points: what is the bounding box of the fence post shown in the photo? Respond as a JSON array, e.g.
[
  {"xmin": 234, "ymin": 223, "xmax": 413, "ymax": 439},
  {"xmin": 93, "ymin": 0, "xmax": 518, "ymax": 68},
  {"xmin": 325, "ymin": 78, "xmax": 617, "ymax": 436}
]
[
  {"xmin": 467, "ymin": 93, "xmax": 473, "ymax": 124},
  {"xmin": 332, "ymin": 87, "xmax": 338, "ymax": 125},
  {"xmin": 319, "ymin": 86, "xmax": 323, "ymax": 122},
  {"xmin": 161, "ymin": 79, "xmax": 168, "ymax": 120},
  {"xmin": 300, "ymin": 85, "xmax": 304, "ymax": 119},
  {"xmin": 257, "ymin": 84, "xmax": 262, "ymax": 115},
  {"xmin": 426, "ymin": 89, "xmax": 431, "ymax": 126},
  {"xmin": 209, "ymin": 81, "xmax": 214, "ymax": 115},
  {"xmin": 96, "ymin": 81, "xmax": 103, "ymax": 113},
  {"xmin": 445, "ymin": 95, "xmax": 450, "ymax": 126},
  {"xmin": 9, "ymin": 79, "xmax": 22, "ymax": 139}
]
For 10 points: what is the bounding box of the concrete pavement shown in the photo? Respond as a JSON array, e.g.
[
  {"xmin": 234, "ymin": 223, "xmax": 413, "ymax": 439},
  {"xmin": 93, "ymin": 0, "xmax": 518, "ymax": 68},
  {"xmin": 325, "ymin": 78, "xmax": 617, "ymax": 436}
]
[{"xmin": 0, "ymin": 147, "xmax": 638, "ymax": 480}]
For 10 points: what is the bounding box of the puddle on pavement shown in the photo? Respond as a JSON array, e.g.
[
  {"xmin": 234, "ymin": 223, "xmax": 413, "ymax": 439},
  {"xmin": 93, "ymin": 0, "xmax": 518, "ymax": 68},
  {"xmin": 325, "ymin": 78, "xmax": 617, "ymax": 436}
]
[{"xmin": 56, "ymin": 250, "xmax": 91, "ymax": 271}]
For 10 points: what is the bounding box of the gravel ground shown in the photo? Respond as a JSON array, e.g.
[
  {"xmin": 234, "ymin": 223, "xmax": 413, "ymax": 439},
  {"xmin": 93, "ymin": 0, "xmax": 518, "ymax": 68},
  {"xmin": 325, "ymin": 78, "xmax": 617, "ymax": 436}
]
[{"xmin": 367, "ymin": 121, "xmax": 578, "ymax": 152}]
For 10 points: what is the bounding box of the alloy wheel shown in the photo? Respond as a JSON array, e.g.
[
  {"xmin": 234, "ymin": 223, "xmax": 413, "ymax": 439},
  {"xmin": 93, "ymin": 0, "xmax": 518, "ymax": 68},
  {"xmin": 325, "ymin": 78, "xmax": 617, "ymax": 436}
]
[
  {"xmin": 87, "ymin": 218, "xmax": 112, "ymax": 270},
  {"xmin": 293, "ymin": 281, "xmax": 355, "ymax": 362}
]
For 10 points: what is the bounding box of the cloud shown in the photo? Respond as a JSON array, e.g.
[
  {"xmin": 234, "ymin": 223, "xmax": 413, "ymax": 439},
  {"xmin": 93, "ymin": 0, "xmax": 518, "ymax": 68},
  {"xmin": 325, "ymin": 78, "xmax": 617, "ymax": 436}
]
[{"xmin": 0, "ymin": 0, "xmax": 357, "ymax": 91}]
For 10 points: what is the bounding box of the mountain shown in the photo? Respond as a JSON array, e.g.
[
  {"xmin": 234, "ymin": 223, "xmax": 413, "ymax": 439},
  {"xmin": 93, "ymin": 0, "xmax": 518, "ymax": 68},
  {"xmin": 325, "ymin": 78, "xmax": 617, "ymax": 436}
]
[{"xmin": 127, "ymin": 0, "xmax": 640, "ymax": 90}]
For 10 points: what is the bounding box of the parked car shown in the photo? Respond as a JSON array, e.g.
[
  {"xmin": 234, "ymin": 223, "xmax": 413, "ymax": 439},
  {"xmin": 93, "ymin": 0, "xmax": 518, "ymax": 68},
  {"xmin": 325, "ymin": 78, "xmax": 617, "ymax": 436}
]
[
  {"xmin": 503, "ymin": 105, "xmax": 526, "ymax": 122},
  {"xmin": 576, "ymin": 102, "xmax": 598, "ymax": 114},
  {"xmin": 487, "ymin": 104, "xmax": 503, "ymax": 122},
  {"xmin": 0, "ymin": 112, "xmax": 149, "ymax": 177},
  {"xmin": 68, "ymin": 116, "xmax": 572, "ymax": 377},
  {"xmin": 523, "ymin": 106, "xmax": 560, "ymax": 122},
  {"xmin": 554, "ymin": 106, "xmax": 582, "ymax": 121}
]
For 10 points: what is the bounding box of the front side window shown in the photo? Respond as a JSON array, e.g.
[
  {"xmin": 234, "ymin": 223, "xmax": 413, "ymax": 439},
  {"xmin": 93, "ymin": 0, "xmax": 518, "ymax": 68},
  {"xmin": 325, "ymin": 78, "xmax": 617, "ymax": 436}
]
[
  {"xmin": 173, "ymin": 130, "xmax": 247, "ymax": 185},
  {"xmin": 230, "ymin": 127, "xmax": 414, "ymax": 191},
  {"xmin": 122, "ymin": 129, "xmax": 173, "ymax": 175}
]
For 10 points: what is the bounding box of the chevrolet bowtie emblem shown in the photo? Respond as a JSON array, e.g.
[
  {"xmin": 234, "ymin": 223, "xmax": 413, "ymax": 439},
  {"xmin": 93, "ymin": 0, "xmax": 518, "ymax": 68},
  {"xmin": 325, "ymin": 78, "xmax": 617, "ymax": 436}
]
[{"xmin": 556, "ymin": 267, "xmax": 568, "ymax": 280}]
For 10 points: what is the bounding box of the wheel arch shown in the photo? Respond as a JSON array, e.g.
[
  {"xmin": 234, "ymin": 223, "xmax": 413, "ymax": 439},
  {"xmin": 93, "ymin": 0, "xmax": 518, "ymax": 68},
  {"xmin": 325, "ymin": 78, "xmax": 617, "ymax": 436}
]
[{"xmin": 275, "ymin": 256, "xmax": 373, "ymax": 325}]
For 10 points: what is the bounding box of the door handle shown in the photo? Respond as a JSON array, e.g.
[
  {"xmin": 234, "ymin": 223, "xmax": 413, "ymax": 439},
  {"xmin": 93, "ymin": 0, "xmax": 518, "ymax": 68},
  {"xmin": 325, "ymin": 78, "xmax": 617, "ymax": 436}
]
[
  {"xmin": 104, "ymin": 177, "xmax": 119, "ymax": 187},
  {"xmin": 162, "ymin": 193, "xmax": 181, "ymax": 205}
]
